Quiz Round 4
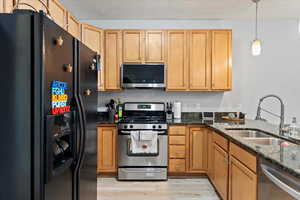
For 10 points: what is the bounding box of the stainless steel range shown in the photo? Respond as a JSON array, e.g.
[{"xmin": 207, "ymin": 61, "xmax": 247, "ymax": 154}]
[{"xmin": 117, "ymin": 102, "xmax": 168, "ymax": 180}]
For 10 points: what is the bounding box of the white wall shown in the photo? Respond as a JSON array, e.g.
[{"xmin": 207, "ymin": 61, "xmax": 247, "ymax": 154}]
[{"xmin": 84, "ymin": 19, "xmax": 300, "ymax": 124}]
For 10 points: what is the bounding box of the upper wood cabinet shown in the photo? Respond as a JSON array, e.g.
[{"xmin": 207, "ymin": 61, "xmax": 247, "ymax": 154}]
[
  {"xmin": 11, "ymin": 0, "xmax": 49, "ymax": 12},
  {"xmin": 188, "ymin": 30, "xmax": 211, "ymax": 90},
  {"xmin": 211, "ymin": 30, "xmax": 232, "ymax": 90},
  {"xmin": 81, "ymin": 24, "xmax": 104, "ymax": 91},
  {"xmin": 123, "ymin": 30, "xmax": 144, "ymax": 63},
  {"xmin": 145, "ymin": 30, "xmax": 165, "ymax": 63},
  {"xmin": 97, "ymin": 126, "xmax": 117, "ymax": 173},
  {"xmin": 66, "ymin": 12, "xmax": 81, "ymax": 40},
  {"xmin": 1, "ymin": 0, "xmax": 14, "ymax": 13},
  {"xmin": 166, "ymin": 30, "xmax": 188, "ymax": 91},
  {"xmin": 49, "ymin": 0, "xmax": 67, "ymax": 29},
  {"xmin": 105, "ymin": 30, "xmax": 122, "ymax": 90},
  {"xmin": 187, "ymin": 127, "xmax": 208, "ymax": 173}
]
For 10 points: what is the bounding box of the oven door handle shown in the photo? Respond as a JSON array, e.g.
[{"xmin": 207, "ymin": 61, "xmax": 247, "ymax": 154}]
[
  {"xmin": 120, "ymin": 130, "xmax": 165, "ymax": 134},
  {"xmin": 261, "ymin": 164, "xmax": 300, "ymax": 199}
]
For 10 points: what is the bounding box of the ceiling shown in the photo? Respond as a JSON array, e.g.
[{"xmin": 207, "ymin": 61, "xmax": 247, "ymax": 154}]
[{"xmin": 60, "ymin": 0, "xmax": 300, "ymax": 20}]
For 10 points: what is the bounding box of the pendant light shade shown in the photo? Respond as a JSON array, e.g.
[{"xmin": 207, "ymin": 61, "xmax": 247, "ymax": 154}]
[
  {"xmin": 252, "ymin": 39, "xmax": 262, "ymax": 56},
  {"xmin": 252, "ymin": 0, "xmax": 261, "ymax": 56}
]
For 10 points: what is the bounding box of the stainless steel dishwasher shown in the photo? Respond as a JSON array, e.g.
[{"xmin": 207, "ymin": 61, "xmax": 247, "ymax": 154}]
[{"xmin": 258, "ymin": 158, "xmax": 300, "ymax": 200}]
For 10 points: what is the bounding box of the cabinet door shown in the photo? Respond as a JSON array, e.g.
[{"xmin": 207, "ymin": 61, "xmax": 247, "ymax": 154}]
[
  {"xmin": 169, "ymin": 159, "xmax": 186, "ymax": 173},
  {"xmin": 81, "ymin": 24, "xmax": 105, "ymax": 91},
  {"xmin": 105, "ymin": 30, "xmax": 122, "ymax": 90},
  {"xmin": 188, "ymin": 30, "xmax": 211, "ymax": 90},
  {"xmin": 166, "ymin": 30, "xmax": 188, "ymax": 90},
  {"xmin": 188, "ymin": 127, "xmax": 208, "ymax": 172},
  {"xmin": 123, "ymin": 30, "xmax": 144, "ymax": 63},
  {"xmin": 145, "ymin": 30, "xmax": 165, "ymax": 63},
  {"xmin": 98, "ymin": 127, "xmax": 117, "ymax": 173},
  {"xmin": 229, "ymin": 156, "xmax": 257, "ymax": 200},
  {"xmin": 66, "ymin": 12, "xmax": 81, "ymax": 40},
  {"xmin": 207, "ymin": 130, "xmax": 214, "ymax": 181},
  {"xmin": 213, "ymin": 143, "xmax": 229, "ymax": 200},
  {"xmin": 211, "ymin": 30, "xmax": 232, "ymax": 90},
  {"xmin": 49, "ymin": 0, "xmax": 67, "ymax": 29},
  {"xmin": 1, "ymin": 0, "xmax": 13, "ymax": 13},
  {"xmin": 13, "ymin": 0, "xmax": 48, "ymax": 12}
]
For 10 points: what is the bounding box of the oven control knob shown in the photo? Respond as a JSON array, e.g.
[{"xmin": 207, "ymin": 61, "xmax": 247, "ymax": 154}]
[
  {"xmin": 158, "ymin": 125, "xmax": 162, "ymax": 129},
  {"xmin": 130, "ymin": 125, "xmax": 133, "ymax": 129},
  {"xmin": 152, "ymin": 125, "xmax": 156, "ymax": 129},
  {"xmin": 124, "ymin": 125, "xmax": 128, "ymax": 129}
]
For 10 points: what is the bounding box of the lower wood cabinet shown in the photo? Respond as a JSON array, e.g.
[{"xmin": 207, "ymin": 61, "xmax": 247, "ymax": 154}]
[
  {"xmin": 229, "ymin": 156, "xmax": 257, "ymax": 200},
  {"xmin": 168, "ymin": 126, "xmax": 208, "ymax": 174},
  {"xmin": 207, "ymin": 129, "xmax": 214, "ymax": 181},
  {"xmin": 213, "ymin": 143, "xmax": 229, "ymax": 200},
  {"xmin": 97, "ymin": 125, "xmax": 117, "ymax": 173},
  {"xmin": 188, "ymin": 127, "xmax": 208, "ymax": 172}
]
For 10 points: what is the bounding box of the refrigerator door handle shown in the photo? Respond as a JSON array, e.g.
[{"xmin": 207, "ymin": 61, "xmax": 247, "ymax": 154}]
[
  {"xmin": 261, "ymin": 164, "xmax": 300, "ymax": 199},
  {"xmin": 74, "ymin": 95, "xmax": 84, "ymax": 173},
  {"xmin": 76, "ymin": 94, "xmax": 87, "ymax": 170}
]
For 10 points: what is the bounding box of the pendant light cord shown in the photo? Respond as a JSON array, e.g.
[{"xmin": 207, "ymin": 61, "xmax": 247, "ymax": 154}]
[{"xmin": 255, "ymin": 1, "xmax": 258, "ymax": 40}]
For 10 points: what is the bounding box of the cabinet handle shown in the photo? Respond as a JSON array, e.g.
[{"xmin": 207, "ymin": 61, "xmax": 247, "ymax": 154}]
[
  {"xmin": 84, "ymin": 89, "xmax": 92, "ymax": 96},
  {"xmin": 55, "ymin": 36, "xmax": 64, "ymax": 46},
  {"xmin": 64, "ymin": 64, "xmax": 73, "ymax": 73}
]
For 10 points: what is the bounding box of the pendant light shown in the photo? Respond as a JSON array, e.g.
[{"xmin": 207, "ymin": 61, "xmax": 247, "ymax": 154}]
[{"xmin": 252, "ymin": 0, "xmax": 262, "ymax": 56}]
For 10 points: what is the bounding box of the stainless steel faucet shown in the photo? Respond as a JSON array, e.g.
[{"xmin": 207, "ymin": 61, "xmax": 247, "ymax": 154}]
[{"xmin": 255, "ymin": 94, "xmax": 285, "ymax": 136}]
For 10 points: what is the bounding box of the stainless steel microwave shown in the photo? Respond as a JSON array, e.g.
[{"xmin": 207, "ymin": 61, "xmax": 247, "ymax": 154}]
[{"xmin": 121, "ymin": 64, "xmax": 166, "ymax": 89}]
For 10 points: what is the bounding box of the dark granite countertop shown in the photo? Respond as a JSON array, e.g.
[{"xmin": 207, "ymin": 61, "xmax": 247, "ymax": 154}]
[
  {"xmin": 97, "ymin": 113, "xmax": 300, "ymax": 178},
  {"xmin": 209, "ymin": 120, "xmax": 300, "ymax": 178}
]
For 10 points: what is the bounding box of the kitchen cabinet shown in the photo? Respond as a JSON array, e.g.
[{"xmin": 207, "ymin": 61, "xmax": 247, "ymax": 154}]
[
  {"xmin": 66, "ymin": 12, "xmax": 81, "ymax": 40},
  {"xmin": 123, "ymin": 30, "xmax": 144, "ymax": 63},
  {"xmin": 166, "ymin": 30, "xmax": 188, "ymax": 91},
  {"xmin": 229, "ymin": 156, "xmax": 257, "ymax": 200},
  {"xmin": 207, "ymin": 129, "xmax": 214, "ymax": 181},
  {"xmin": 213, "ymin": 143, "xmax": 229, "ymax": 200},
  {"xmin": 49, "ymin": 0, "xmax": 67, "ymax": 29},
  {"xmin": 81, "ymin": 24, "xmax": 105, "ymax": 91},
  {"xmin": 211, "ymin": 30, "xmax": 232, "ymax": 90},
  {"xmin": 168, "ymin": 126, "xmax": 187, "ymax": 174},
  {"xmin": 1, "ymin": 0, "xmax": 13, "ymax": 13},
  {"xmin": 11, "ymin": 0, "xmax": 49, "ymax": 13},
  {"xmin": 188, "ymin": 30, "xmax": 211, "ymax": 90},
  {"xmin": 187, "ymin": 127, "xmax": 208, "ymax": 173},
  {"xmin": 145, "ymin": 30, "xmax": 165, "ymax": 63},
  {"xmin": 97, "ymin": 126, "xmax": 117, "ymax": 173},
  {"xmin": 105, "ymin": 30, "xmax": 122, "ymax": 90}
]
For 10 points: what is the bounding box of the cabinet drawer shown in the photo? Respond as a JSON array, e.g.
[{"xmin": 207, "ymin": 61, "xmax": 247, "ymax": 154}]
[
  {"xmin": 169, "ymin": 159, "xmax": 186, "ymax": 172},
  {"xmin": 169, "ymin": 126, "xmax": 186, "ymax": 135},
  {"xmin": 169, "ymin": 145, "xmax": 186, "ymax": 158},
  {"xmin": 213, "ymin": 132, "xmax": 228, "ymax": 151},
  {"xmin": 169, "ymin": 136, "xmax": 186, "ymax": 145},
  {"xmin": 230, "ymin": 142, "xmax": 257, "ymax": 173}
]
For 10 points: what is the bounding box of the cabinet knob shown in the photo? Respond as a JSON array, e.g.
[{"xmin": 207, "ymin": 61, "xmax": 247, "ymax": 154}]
[
  {"xmin": 55, "ymin": 36, "xmax": 64, "ymax": 46},
  {"xmin": 89, "ymin": 63, "xmax": 96, "ymax": 71},
  {"xmin": 84, "ymin": 89, "xmax": 92, "ymax": 96},
  {"xmin": 64, "ymin": 64, "xmax": 73, "ymax": 73}
]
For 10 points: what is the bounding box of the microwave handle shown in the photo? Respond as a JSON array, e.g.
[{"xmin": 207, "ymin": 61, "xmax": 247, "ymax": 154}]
[{"xmin": 261, "ymin": 164, "xmax": 300, "ymax": 199}]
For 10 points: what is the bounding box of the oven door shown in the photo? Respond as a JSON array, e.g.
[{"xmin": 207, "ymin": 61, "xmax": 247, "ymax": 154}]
[
  {"xmin": 118, "ymin": 133, "xmax": 168, "ymax": 167},
  {"xmin": 121, "ymin": 64, "xmax": 166, "ymax": 88}
]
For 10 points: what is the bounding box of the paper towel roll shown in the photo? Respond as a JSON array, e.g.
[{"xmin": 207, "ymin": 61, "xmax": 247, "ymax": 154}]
[{"xmin": 173, "ymin": 101, "xmax": 182, "ymax": 119}]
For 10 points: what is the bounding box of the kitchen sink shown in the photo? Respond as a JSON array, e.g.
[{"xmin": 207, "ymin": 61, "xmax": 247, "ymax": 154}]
[
  {"xmin": 225, "ymin": 129, "xmax": 271, "ymax": 138},
  {"xmin": 243, "ymin": 138, "xmax": 292, "ymax": 146}
]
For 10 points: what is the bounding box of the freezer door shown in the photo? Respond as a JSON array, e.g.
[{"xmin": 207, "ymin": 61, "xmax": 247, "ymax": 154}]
[
  {"xmin": 76, "ymin": 42, "xmax": 98, "ymax": 200},
  {"xmin": 43, "ymin": 16, "xmax": 76, "ymax": 200}
]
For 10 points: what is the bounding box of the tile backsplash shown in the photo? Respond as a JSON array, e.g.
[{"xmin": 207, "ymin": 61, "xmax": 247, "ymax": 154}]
[{"xmin": 98, "ymin": 89, "xmax": 243, "ymax": 112}]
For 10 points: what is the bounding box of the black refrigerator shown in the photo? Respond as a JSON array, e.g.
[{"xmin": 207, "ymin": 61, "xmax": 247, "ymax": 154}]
[{"xmin": 0, "ymin": 10, "xmax": 98, "ymax": 200}]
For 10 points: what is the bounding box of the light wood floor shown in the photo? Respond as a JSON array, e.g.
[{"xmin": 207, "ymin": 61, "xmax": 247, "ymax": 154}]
[{"xmin": 98, "ymin": 178, "xmax": 220, "ymax": 200}]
